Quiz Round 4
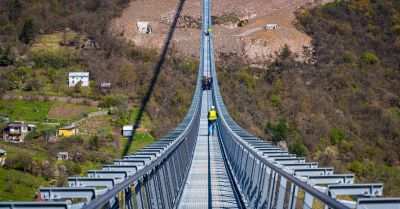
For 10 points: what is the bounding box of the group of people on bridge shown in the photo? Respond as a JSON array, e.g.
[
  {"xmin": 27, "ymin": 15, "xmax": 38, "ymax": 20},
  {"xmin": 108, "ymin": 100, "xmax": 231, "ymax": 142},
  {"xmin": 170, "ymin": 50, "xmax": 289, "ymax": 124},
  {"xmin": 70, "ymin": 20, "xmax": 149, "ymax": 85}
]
[{"xmin": 202, "ymin": 76, "xmax": 213, "ymax": 90}]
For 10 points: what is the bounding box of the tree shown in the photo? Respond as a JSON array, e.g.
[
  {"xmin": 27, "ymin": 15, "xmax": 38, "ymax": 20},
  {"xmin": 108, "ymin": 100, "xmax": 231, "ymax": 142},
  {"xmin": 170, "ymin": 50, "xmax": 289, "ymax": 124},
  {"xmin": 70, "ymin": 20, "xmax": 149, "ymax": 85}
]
[
  {"xmin": 330, "ymin": 128, "xmax": 346, "ymax": 145},
  {"xmin": 19, "ymin": 19, "xmax": 35, "ymax": 44},
  {"xmin": 289, "ymin": 140, "xmax": 308, "ymax": 157},
  {"xmin": 278, "ymin": 44, "xmax": 292, "ymax": 60},
  {"xmin": 265, "ymin": 116, "xmax": 290, "ymax": 143},
  {"xmin": 89, "ymin": 135, "xmax": 100, "ymax": 150},
  {"xmin": 0, "ymin": 46, "xmax": 13, "ymax": 66}
]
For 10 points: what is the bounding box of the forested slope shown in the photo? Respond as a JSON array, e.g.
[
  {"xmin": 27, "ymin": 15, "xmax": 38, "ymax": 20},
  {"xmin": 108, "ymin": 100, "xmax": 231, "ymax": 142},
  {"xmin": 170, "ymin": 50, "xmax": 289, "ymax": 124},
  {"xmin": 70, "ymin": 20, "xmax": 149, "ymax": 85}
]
[
  {"xmin": 218, "ymin": 0, "xmax": 400, "ymax": 195},
  {"xmin": 0, "ymin": 0, "xmax": 197, "ymax": 136}
]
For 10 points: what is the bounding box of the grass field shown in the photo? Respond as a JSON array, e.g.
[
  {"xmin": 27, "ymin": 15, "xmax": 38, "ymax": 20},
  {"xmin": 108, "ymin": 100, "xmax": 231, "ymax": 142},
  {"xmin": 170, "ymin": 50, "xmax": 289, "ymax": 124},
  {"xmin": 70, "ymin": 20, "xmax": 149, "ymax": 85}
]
[
  {"xmin": 0, "ymin": 99, "xmax": 98, "ymax": 124},
  {"xmin": 0, "ymin": 141, "xmax": 48, "ymax": 160},
  {"xmin": 0, "ymin": 100, "xmax": 51, "ymax": 122},
  {"xmin": 120, "ymin": 132, "xmax": 156, "ymax": 155},
  {"xmin": 115, "ymin": 108, "xmax": 154, "ymax": 130},
  {"xmin": 31, "ymin": 32, "xmax": 83, "ymax": 53},
  {"xmin": 0, "ymin": 168, "xmax": 48, "ymax": 201}
]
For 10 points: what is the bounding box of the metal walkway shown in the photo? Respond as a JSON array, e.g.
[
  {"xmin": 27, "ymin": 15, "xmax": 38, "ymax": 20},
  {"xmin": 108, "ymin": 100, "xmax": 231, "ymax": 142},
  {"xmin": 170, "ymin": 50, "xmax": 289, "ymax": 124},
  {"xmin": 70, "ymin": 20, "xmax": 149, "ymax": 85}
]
[
  {"xmin": 1, "ymin": 0, "xmax": 400, "ymax": 207},
  {"xmin": 177, "ymin": 91, "xmax": 211, "ymax": 208},
  {"xmin": 177, "ymin": 90, "xmax": 240, "ymax": 209}
]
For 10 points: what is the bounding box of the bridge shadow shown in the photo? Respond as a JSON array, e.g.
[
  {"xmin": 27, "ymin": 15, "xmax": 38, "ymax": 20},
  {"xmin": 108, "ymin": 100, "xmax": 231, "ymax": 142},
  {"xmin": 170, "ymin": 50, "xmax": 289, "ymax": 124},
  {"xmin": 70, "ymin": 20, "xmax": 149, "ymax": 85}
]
[{"xmin": 122, "ymin": 0, "xmax": 186, "ymax": 157}]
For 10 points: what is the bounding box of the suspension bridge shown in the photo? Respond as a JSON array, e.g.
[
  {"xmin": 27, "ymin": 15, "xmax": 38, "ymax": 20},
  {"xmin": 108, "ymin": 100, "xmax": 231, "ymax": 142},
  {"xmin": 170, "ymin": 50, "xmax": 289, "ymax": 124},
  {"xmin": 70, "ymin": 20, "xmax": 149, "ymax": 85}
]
[{"xmin": 1, "ymin": 0, "xmax": 399, "ymax": 208}]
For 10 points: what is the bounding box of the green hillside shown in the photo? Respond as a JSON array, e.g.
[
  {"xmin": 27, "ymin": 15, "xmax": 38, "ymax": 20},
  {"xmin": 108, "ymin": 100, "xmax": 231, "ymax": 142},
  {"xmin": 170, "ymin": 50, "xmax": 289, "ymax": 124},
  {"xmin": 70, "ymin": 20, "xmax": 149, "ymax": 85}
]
[
  {"xmin": 218, "ymin": 0, "xmax": 400, "ymax": 196},
  {"xmin": 0, "ymin": 0, "xmax": 196, "ymax": 200}
]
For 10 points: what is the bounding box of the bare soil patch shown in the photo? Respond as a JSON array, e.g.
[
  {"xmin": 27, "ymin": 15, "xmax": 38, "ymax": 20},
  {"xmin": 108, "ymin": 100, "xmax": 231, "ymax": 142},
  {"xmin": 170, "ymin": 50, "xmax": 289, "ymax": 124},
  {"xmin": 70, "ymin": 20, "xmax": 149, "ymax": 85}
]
[
  {"xmin": 79, "ymin": 116, "xmax": 109, "ymax": 133},
  {"xmin": 113, "ymin": 0, "xmax": 332, "ymax": 60},
  {"xmin": 47, "ymin": 103, "xmax": 95, "ymax": 121}
]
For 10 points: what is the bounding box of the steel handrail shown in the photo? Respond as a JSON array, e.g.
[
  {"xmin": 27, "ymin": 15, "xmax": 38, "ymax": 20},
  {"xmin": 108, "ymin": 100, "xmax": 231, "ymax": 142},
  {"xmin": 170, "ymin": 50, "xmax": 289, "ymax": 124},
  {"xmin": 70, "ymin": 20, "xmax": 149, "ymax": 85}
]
[{"xmin": 207, "ymin": 30, "xmax": 350, "ymax": 209}]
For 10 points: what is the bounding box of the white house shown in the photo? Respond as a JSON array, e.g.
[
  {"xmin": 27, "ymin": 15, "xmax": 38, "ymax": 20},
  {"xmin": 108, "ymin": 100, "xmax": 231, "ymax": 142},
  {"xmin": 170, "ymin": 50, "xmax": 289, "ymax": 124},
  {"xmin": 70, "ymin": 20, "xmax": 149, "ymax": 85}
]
[
  {"xmin": 136, "ymin": 21, "xmax": 152, "ymax": 34},
  {"xmin": 122, "ymin": 125, "xmax": 133, "ymax": 137},
  {"xmin": 57, "ymin": 152, "xmax": 69, "ymax": 160},
  {"xmin": 69, "ymin": 72, "xmax": 89, "ymax": 87},
  {"xmin": 265, "ymin": 24, "xmax": 278, "ymax": 30}
]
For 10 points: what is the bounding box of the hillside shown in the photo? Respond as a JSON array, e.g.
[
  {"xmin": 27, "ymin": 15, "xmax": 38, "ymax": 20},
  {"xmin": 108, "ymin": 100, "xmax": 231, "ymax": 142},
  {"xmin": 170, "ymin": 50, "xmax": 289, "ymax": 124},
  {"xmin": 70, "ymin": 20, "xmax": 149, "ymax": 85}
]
[
  {"xmin": 113, "ymin": 0, "xmax": 332, "ymax": 60},
  {"xmin": 218, "ymin": 0, "xmax": 400, "ymax": 196},
  {"xmin": 0, "ymin": 0, "xmax": 196, "ymax": 200},
  {"xmin": 1, "ymin": 0, "xmax": 198, "ymax": 132}
]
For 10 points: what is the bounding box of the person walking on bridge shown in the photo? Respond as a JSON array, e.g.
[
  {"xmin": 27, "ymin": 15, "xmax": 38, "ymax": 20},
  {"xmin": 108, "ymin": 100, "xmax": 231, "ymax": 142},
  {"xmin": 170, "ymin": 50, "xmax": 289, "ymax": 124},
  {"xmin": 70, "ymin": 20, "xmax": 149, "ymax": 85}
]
[{"xmin": 208, "ymin": 106, "xmax": 218, "ymax": 136}]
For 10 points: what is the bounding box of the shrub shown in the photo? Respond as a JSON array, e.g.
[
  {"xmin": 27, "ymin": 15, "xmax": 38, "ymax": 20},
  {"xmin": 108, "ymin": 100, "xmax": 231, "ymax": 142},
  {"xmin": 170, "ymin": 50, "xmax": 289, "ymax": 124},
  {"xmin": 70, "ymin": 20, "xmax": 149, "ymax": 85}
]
[
  {"xmin": 89, "ymin": 135, "xmax": 100, "ymax": 150},
  {"xmin": 30, "ymin": 50, "xmax": 69, "ymax": 68},
  {"xmin": 342, "ymin": 51, "xmax": 356, "ymax": 65},
  {"xmin": 89, "ymin": 81, "xmax": 96, "ymax": 89},
  {"xmin": 24, "ymin": 78, "xmax": 44, "ymax": 91},
  {"xmin": 361, "ymin": 52, "xmax": 379, "ymax": 65},
  {"xmin": 181, "ymin": 60, "xmax": 197, "ymax": 72},
  {"xmin": 348, "ymin": 160, "xmax": 362, "ymax": 174},
  {"xmin": 72, "ymin": 163, "xmax": 82, "ymax": 175},
  {"xmin": 279, "ymin": 44, "xmax": 292, "ymax": 60},
  {"xmin": 330, "ymin": 128, "xmax": 346, "ymax": 145},
  {"xmin": 289, "ymin": 140, "xmax": 309, "ymax": 157},
  {"xmin": 265, "ymin": 116, "xmax": 290, "ymax": 143},
  {"xmin": 273, "ymin": 80, "xmax": 283, "ymax": 92},
  {"xmin": 269, "ymin": 94, "xmax": 281, "ymax": 107},
  {"xmin": 238, "ymin": 70, "xmax": 255, "ymax": 92},
  {"xmin": 339, "ymin": 140, "xmax": 352, "ymax": 152},
  {"xmin": 74, "ymin": 80, "xmax": 83, "ymax": 93},
  {"xmin": 5, "ymin": 150, "xmax": 34, "ymax": 172},
  {"xmin": 99, "ymin": 94, "xmax": 127, "ymax": 108},
  {"xmin": 0, "ymin": 46, "xmax": 13, "ymax": 66}
]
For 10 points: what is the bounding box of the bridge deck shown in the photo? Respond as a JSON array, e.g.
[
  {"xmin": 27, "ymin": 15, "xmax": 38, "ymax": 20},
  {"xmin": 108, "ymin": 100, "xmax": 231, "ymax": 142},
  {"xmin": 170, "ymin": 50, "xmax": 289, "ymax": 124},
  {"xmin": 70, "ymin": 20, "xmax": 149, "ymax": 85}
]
[{"xmin": 177, "ymin": 90, "xmax": 239, "ymax": 209}]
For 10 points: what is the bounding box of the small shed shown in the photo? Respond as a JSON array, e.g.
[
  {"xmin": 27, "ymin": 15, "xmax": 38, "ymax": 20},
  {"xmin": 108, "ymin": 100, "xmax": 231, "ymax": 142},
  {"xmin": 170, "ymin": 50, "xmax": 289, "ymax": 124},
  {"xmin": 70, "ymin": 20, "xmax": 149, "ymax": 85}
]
[
  {"xmin": 100, "ymin": 82, "xmax": 111, "ymax": 92},
  {"xmin": 0, "ymin": 149, "xmax": 6, "ymax": 166},
  {"xmin": 57, "ymin": 152, "xmax": 69, "ymax": 160},
  {"xmin": 58, "ymin": 125, "xmax": 78, "ymax": 137},
  {"xmin": 0, "ymin": 114, "xmax": 7, "ymax": 123},
  {"xmin": 265, "ymin": 24, "xmax": 278, "ymax": 30},
  {"xmin": 27, "ymin": 124, "xmax": 37, "ymax": 131},
  {"xmin": 137, "ymin": 21, "xmax": 152, "ymax": 34},
  {"xmin": 69, "ymin": 72, "xmax": 90, "ymax": 87},
  {"xmin": 122, "ymin": 125, "xmax": 133, "ymax": 137},
  {"xmin": 2, "ymin": 117, "xmax": 9, "ymax": 123}
]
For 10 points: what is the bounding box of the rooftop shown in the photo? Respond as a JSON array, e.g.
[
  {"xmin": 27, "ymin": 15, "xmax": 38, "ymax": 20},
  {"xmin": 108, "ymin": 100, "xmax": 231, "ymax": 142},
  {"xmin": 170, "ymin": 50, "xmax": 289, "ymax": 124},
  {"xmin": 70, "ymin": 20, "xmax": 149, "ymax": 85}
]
[
  {"xmin": 8, "ymin": 121, "xmax": 25, "ymax": 127},
  {"xmin": 123, "ymin": 125, "xmax": 133, "ymax": 131},
  {"xmin": 59, "ymin": 125, "xmax": 76, "ymax": 130},
  {"xmin": 69, "ymin": 72, "xmax": 89, "ymax": 77}
]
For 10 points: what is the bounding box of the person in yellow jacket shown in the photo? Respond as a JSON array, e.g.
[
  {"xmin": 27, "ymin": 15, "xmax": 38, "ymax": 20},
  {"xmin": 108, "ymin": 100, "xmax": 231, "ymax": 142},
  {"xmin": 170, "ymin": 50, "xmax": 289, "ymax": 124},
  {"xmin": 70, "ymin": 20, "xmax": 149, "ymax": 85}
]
[{"xmin": 208, "ymin": 106, "xmax": 218, "ymax": 136}]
